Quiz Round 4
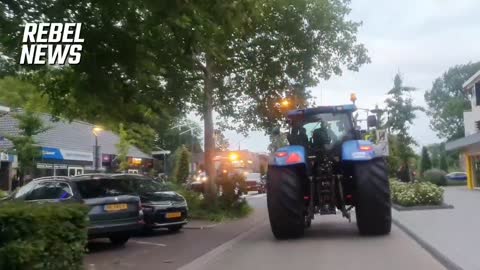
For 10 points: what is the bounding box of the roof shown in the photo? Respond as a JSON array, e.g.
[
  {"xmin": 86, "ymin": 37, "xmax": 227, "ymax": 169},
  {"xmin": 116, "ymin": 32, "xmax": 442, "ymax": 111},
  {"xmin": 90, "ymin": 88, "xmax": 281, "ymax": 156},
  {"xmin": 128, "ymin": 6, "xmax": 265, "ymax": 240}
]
[
  {"xmin": 287, "ymin": 104, "xmax": 357, "ymax": 118},
  {"xmin": 0, "ymin": 112, "xmax": 151, "ymax": 159},
  {"xmin": 463, "ymin": 70, "xmax": 480, "ymax": 91},
  {"xmin": 445, "ymin": 132, "xmax": 480, "ymax": 151}
]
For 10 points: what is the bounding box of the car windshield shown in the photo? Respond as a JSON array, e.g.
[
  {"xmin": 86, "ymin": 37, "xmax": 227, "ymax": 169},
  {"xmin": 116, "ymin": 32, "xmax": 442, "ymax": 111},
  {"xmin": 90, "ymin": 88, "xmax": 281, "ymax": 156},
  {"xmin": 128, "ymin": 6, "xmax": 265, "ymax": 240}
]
[
  {"xmin": 302, "ymin": 113, "xmax": 352, "ymax": 146},
  {"xmin": 76, "ymin": 178, "xmax": 132, "ymax": 199}
]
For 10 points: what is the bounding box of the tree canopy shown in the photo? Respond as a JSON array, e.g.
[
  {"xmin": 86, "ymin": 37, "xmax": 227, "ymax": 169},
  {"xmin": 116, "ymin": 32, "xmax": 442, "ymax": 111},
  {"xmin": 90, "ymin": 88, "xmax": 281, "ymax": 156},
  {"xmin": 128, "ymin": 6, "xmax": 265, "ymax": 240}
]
[
  {"xmin": 424, "ymin": 61, "xmax": 480, "ymax": 140},
  {"xmin": 1, "ymin": 0, "xmax": 370, "ymax": 198}
]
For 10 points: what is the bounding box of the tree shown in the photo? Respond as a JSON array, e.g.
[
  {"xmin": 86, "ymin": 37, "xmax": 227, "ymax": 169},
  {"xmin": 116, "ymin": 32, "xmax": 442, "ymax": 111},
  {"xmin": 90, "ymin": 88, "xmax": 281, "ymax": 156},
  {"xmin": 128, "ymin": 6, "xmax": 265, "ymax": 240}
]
[
  {"xmin": 6, "ymin": 109, "xmax": 48, "ymax": 181},
  {"xmin": 420, "ymin": 147, "xmax": 432, "ymax": 176},
  {"xmin": 268, "ymin": 132, "xmax": 289, "ymax": 154},
  {"xmin": 425, "ymin": 61, "xmax": 480, "ymax": 140},
  {"xmin": 0, "ymin": 77, "xmax": 49, "ymax": 112},
  {"xmin": 174, "ymin": 145, "xmax": 191, "ymax": 184},
  {"xmin": 115, "ymin": 123, "xmax": 132, "ymax": 172},
  {"xmin": 1, "ymin": 0, "xmax": 369, "ymax": 201},
  {"xmin": 385, "ymin": 73, "xmax": 423, "ymax": 179},
  {"xmin": 214, "ymin": 130, "xmax": 230, "ymax": 151}
]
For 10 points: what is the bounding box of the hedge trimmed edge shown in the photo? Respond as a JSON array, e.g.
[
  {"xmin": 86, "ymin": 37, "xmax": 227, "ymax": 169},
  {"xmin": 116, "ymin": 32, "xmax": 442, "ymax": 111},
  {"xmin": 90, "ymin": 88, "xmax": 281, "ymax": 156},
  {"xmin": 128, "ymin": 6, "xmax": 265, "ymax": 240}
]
[{"xmin": 0, "ymin": 203, "xmax": 88, "ymax": 270}]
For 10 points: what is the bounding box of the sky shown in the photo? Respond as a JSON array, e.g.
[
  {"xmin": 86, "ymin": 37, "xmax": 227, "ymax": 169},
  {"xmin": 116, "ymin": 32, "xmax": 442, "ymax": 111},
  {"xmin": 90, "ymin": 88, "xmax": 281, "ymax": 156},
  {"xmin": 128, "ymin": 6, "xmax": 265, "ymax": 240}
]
[{"xmin": 210, "ymin": 0, "xmax": 480, "ymax": 153}]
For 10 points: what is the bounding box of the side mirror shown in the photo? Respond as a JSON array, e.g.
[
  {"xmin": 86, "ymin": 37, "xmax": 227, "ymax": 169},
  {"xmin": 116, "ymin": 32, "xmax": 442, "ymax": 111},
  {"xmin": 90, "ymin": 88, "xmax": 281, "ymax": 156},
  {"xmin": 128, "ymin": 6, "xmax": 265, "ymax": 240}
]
[
  {"xmin": 367, "ymin": 115, "xmax": 377, "ymax": 128},
  {"xmin": 271, "ymin": 127, "xmax": 281, "ymax": 136}
]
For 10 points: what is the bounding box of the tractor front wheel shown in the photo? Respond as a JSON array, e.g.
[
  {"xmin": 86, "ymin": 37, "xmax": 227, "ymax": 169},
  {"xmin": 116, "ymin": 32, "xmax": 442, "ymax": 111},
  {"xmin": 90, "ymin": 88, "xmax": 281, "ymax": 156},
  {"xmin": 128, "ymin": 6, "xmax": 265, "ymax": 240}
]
[
  {"xmin": 267, "ymin": 166, "xmax": 305, "ymax": 239},
  {"xmin": 354, "ymin": 158, "xmax": 391, "ymax": 235}
]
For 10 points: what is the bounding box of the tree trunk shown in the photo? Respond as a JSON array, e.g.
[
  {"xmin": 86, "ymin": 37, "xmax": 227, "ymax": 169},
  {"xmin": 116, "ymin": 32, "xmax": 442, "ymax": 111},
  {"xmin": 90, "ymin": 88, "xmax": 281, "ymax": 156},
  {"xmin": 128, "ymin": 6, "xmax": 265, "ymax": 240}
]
[{"xmin": 203, "ymin": 57, "xmax": 217, "ymax": 201}]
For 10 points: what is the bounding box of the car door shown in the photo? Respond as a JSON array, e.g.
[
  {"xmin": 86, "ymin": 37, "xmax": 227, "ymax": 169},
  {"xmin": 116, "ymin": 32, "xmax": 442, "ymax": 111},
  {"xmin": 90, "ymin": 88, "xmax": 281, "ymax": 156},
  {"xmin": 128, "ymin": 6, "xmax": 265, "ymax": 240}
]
[{"xmin": 24, "ymin": 181, "xmax": 74, "ymax": 203}]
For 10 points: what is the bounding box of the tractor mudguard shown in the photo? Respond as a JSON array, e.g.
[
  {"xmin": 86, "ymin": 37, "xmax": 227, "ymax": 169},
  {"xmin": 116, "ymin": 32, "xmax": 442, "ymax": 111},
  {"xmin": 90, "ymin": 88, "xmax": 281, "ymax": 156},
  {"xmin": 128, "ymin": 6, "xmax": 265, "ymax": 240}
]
[
  {"xmin": 270, "ymin": 145, "xmax": 307, "ymax": 167},
  {"xmin": 342, "ymin": 140, "xmax": 376, "ymax": 161}
]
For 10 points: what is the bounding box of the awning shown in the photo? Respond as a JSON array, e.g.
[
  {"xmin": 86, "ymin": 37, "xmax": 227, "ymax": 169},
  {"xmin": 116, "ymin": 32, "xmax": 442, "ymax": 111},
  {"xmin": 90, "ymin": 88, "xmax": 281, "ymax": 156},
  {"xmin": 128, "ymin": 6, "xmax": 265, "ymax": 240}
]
[{"xmin": 445, "ymin": 133, "xmax": 480, "ymax": 151}]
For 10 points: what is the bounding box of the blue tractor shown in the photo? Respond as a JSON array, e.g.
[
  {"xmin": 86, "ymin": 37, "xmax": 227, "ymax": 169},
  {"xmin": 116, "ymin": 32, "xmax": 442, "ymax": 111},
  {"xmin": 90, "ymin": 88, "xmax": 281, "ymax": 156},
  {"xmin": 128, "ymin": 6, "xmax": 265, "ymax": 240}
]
[{"xmin": 267, "ymin": 104, "xmax": 391, "ymax": 239}]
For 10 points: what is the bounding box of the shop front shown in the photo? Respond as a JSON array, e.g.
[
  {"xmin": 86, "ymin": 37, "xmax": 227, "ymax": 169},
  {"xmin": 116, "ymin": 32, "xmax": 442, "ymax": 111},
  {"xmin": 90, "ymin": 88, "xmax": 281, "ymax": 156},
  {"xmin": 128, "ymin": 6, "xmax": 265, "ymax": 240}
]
[
  {"xmin": 446, "ymin": 133, "xmax": 480, "ymax": 190},
  {"xmin": 35, "ymin": 147, "xmax": 94, "ymax": 177}
]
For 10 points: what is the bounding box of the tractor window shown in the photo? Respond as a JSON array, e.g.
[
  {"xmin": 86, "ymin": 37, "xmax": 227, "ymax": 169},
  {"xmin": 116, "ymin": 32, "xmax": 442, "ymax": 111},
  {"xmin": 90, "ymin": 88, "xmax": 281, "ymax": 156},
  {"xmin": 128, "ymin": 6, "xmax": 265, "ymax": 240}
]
[{"xmin": 302, "ymin": 113, "xmax": 352, "ymax": 147}]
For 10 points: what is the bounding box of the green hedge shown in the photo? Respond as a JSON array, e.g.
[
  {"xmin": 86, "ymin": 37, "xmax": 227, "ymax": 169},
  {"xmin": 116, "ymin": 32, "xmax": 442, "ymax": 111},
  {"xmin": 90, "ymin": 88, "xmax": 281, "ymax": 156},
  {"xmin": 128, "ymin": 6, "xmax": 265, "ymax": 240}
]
[
  {"xmin": 423, "ymin": 169, "xmax": 447, "ymax": 186},
  {"xmin": 0, "ymin": 203, "xmax": 88, "ymax": 270},
  {"xmin": 391, "ymin": 180, "xmax": 444, "ymax": 207}
]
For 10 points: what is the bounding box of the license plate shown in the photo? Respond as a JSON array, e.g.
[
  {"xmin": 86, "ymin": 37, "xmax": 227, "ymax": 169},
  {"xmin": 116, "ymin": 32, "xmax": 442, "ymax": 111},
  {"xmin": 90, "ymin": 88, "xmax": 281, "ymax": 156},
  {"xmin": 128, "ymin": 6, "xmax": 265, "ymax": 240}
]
[
  {"xmin": 166, "ymin": 212, "xmax": 182, "ymax": 218},
  {"xmin": 104, "ymin": 203, "xmax": 128, "ymax": 212}
]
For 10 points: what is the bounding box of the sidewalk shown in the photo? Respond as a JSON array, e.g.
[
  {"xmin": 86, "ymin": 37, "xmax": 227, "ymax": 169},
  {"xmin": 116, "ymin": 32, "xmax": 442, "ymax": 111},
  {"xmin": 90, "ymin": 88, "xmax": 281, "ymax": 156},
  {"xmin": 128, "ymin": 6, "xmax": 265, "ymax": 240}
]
[{"xmin": 393, "ymin": 186, "xmax": 479, "ymax": 270}]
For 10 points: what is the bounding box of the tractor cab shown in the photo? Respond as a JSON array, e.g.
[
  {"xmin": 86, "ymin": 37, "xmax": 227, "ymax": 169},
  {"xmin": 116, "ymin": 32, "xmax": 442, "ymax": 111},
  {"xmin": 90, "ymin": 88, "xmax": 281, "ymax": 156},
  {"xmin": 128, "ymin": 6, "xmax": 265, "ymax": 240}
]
[{"xmin": 285, "ymin": 104, "xmax": 358, "ymax": 157}]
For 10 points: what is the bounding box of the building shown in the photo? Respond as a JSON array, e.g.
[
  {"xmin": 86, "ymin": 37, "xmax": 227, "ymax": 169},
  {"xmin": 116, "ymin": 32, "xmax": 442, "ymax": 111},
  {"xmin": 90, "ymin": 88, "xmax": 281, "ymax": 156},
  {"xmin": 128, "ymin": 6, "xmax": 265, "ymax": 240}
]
[
  {"xmin": 0, "ymin": 109, "xmax": 152, "ymax": 190},
  {"xmin": 445, "ymin": 70, "xmax": 480, "ymax": 189}
]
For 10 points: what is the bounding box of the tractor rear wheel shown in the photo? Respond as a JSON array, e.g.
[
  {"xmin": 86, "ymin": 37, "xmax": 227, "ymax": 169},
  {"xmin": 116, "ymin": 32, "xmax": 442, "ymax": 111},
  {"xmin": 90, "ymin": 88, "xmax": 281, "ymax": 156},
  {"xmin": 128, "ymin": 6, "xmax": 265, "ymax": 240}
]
[
  {"xmin": 354, "ymin": 158, "xmax": 391, "ymax": 235},
  {"xmin": 267, "ymin": 166, "xmax": 305, "ymax": 239}
]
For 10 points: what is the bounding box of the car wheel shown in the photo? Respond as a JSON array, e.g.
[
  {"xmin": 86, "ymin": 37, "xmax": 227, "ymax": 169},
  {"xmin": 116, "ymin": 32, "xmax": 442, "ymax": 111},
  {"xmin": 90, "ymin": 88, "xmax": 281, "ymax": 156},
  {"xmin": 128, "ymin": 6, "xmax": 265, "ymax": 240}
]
[
  {"xmin": 109, "ymin": 234, "xmax": 130, "ymax": 246},
  {"xmin": 168, "ymin": 225, "xmax": 183, "ymax": 232}
]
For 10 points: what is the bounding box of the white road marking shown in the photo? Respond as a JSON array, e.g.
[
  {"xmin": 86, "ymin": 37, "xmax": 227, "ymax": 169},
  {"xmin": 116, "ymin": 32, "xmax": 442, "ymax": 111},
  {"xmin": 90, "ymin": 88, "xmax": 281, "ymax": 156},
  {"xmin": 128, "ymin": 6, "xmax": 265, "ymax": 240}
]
[{"xmin": 131, "ymin": 240, "xmax": 167, "ymax": 247}]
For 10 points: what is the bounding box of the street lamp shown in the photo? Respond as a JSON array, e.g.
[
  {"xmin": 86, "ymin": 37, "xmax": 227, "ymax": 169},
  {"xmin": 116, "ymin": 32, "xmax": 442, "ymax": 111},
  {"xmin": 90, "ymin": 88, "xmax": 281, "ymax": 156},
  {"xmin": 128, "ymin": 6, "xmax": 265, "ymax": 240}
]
[
  {"xmin": 236, "ymin": 137, "xmax": 247, "ymax": 151},
  {"xmin": 92, "ymin": 126, "xmax": 103, "ymax": 172},
  {"xmin": 175, "ymin": 125, "xmax": 196, "ymax": 172}
]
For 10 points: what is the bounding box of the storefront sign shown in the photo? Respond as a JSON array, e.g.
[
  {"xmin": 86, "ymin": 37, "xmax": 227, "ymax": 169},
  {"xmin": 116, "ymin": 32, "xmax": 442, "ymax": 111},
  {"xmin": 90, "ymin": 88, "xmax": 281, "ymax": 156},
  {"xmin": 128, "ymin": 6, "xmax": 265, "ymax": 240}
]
[
  {"xmin": 36, "ymin": 163, "xmax": 68, "ymax": 169},
  {"xmin": 42, "ymin": 147, "xmax": 93, "ymax": 162}
]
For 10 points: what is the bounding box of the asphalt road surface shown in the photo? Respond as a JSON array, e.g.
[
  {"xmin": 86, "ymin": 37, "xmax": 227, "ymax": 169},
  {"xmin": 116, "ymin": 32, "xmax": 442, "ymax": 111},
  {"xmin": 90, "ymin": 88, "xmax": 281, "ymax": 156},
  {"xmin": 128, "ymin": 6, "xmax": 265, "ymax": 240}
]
[{"xmin": 86, "ymin": 193, "xmax": 445, "ymax": 270}]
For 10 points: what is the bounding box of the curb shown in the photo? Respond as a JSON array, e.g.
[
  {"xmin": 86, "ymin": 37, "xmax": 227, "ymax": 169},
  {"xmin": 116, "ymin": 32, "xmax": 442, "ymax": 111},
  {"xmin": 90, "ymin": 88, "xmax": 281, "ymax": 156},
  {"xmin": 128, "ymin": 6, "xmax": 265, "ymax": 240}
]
[
  {"xmin": 392, "ymin": 203, "xmax": 454, "ymax": 211},
  {"xmin": 183, "ymin": 223, "xmax": 220, "ymax": 230},
  {"xmin": 393, "ymin": 218, "xmax": 463, "ymax": 270}
]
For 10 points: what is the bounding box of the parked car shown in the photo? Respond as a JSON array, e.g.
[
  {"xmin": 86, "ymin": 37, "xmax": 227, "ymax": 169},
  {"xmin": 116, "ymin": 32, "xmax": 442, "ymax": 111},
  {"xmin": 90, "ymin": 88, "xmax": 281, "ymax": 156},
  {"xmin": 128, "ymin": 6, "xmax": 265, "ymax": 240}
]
[
  {"xmin": 446, "ymin": 172, "xmax": 467, "ymax": 181},
  {"xmin": 245, "ymin": 173, "xmax": 265, "ymax": 193},
  {"xmin": 84, "ymin": 174, "xmax": 189, "ymax": 232},
  {"xmin": 5, "ymin": 175, "xmax": 143, "ymax": 245},
  {"xmin": 127, "ymin": 174, "xmax": 188, "ymax": 232}
]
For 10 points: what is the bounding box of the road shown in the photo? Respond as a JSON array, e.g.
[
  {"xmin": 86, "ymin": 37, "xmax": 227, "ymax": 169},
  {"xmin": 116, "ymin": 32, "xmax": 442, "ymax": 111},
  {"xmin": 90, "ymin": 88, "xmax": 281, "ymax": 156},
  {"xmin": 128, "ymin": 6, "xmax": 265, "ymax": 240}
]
[{"xmin": 85, "ymin": 194, "xmax": 445, "ymax": 270}]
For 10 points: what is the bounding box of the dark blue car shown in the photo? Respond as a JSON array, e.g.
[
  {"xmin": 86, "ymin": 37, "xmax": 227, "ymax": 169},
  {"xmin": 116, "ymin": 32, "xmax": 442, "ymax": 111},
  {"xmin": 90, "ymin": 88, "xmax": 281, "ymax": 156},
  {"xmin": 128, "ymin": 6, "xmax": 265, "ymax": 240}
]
[
  {"xmin": 6, "ymin": 176, "xmax": 143, "ymax": 245},
  {"xmin": 445, "ymin": 172, "xmax": 467, "ymax": 181}
]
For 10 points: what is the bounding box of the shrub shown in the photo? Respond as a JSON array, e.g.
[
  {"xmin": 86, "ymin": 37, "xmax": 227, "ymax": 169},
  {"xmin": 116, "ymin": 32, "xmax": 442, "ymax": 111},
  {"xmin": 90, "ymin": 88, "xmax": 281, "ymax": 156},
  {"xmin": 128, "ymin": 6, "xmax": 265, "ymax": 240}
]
[
  {"xmin": 390, "ymin": 180, "xmax": 444, "ymax": 207},
  {"xmin": 174, "ymin": 145, "xmax": 191, "ymax": 184},
  {"xmin": 0, "ymin": 203, "xmax": 88, "ymax": 270},
  {"xmin": 423, "ymin": 169, "xmax": 447, "ymax": 186},
  {"xmin": 169, "ymin": 180, "xmax": 252, "ymax": 222}
]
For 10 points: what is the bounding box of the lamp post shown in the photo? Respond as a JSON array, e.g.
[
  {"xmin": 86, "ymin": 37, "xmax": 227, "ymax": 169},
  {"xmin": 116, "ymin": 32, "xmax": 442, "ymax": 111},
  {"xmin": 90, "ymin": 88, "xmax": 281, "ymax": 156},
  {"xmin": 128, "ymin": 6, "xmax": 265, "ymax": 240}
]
[
  {"xmin": 236, "ymin": 137, "xmax": 247, "ymax": 151},
  {"xmin": 92, "ymin": 126, "xmax": 103, "ymax": 172}
]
